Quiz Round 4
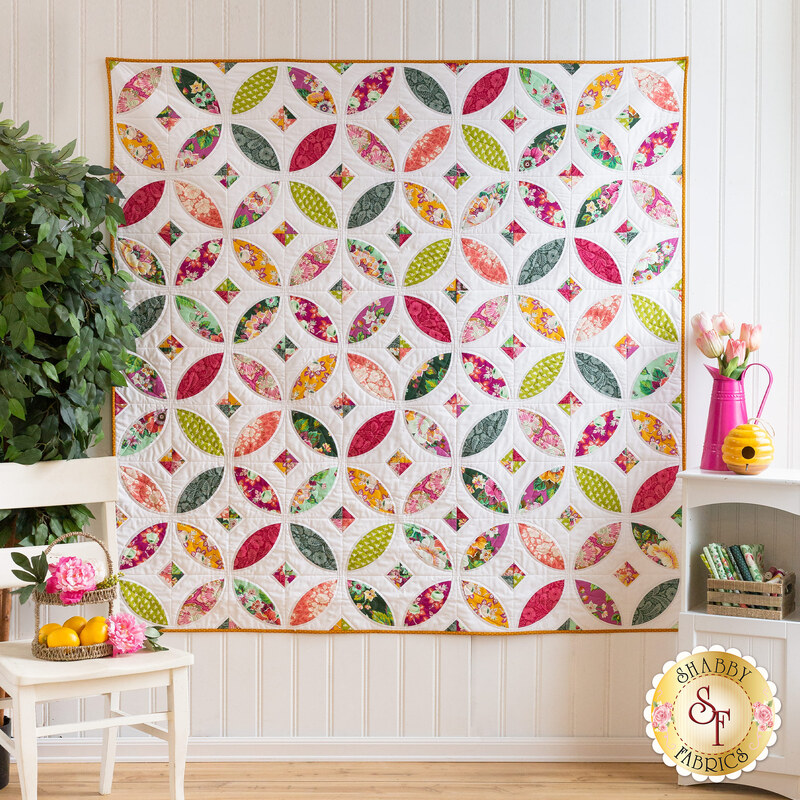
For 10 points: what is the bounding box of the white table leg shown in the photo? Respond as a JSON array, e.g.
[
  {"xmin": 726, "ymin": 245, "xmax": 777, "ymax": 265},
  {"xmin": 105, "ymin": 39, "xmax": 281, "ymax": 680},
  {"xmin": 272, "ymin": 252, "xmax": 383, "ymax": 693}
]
[
  {"xmin": 12, "ymin": 688, "xmax": 37, "ymax": 800},
  {"xmin": 99, "ymin": 691, "xmax": 119, "ymax": 795},
  {"xmin": 167, "ymin": 667, "xmax": 189, "ymax": 800}
]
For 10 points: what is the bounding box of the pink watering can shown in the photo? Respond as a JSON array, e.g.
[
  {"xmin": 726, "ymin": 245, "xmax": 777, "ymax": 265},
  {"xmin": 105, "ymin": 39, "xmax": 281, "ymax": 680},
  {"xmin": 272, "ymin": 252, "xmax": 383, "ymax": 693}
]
[{"xmin": 701, "ymin": 363, "xmax": 773, "ymax": 471}]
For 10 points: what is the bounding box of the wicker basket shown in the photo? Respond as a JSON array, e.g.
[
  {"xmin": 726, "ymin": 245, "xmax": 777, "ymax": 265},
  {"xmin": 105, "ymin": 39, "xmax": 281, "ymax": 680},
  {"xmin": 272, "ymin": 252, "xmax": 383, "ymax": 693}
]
[
  {"xmin": 706, "ymin": 572, "xmax": 796, "ymax": 620},
  {"xmin": 31, "ymin": 532, "xmax": 116, "ymax": 661}
]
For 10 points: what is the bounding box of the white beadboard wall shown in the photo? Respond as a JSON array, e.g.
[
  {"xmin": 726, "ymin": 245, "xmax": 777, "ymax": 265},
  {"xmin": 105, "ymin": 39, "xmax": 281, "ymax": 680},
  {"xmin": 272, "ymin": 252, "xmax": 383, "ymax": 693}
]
[{"xmin": 0, "ymin": 0, "xmax": 798, "ymax": 761}]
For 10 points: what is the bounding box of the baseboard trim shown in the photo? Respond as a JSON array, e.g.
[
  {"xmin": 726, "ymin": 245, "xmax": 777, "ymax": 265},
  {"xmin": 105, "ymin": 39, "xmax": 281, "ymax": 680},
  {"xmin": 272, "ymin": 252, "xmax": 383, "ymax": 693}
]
[{"xmin": 35, "ymin": 736, "xmax": 658, "ymax": 762}]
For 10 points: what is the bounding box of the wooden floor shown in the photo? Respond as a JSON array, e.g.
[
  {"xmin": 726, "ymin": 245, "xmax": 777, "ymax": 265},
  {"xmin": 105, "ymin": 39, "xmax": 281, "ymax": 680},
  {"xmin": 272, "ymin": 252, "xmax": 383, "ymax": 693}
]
[{"xmin": 4, "ymin": 762, "xmax": 778, "ymax": 799}]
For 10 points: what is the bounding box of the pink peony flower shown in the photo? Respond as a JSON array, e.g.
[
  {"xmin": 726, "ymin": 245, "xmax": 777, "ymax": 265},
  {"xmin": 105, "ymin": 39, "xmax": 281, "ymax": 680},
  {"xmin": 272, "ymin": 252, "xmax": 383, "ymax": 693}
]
[
  {"xmin": 107, "ymin": 613, "xmax": 147, "ymax": 656},
  {"xmin": 752, "ymin": 701, "xmax": 774, "ymax": 732},
  {"xmin": 47, "ymin": 556, "xmax": 96, "ymax": 604}
]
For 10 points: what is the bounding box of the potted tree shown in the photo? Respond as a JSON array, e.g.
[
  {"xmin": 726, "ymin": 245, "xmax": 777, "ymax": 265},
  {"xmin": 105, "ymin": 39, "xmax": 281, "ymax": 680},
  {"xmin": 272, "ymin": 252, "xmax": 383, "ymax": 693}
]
[{"xmin": 0, "ymin": 106, "xmax": 136, "ymax": 786}]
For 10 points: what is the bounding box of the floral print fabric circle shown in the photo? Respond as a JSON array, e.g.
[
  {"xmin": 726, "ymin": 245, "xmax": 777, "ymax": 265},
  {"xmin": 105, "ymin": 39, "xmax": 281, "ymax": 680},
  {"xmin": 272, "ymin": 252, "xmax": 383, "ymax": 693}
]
[{"xmin": 112, "ymin": 59, "xmax": 685, "ymax": 632}]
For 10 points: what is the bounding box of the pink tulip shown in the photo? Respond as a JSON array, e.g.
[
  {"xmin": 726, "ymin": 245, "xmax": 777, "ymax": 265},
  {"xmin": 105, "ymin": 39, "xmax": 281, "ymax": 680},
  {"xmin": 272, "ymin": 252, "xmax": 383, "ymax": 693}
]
[
  {"xmin": 740, "ymin": 323, "xmax": 762, "ymax": 351},
  {"xmin": 691, "ymin": 312, "xmax": 713, "ymax": 337},
  {"xmin": 696, "ymin": 330, "xmax": 724, "ymax": 359},
  {"xmin": 725, "ymin": 338, "xmax": 747, "ymax": 364},
  {"xmin": 712, "ymin": 312, "xmax": 735, "ymax": 336}
]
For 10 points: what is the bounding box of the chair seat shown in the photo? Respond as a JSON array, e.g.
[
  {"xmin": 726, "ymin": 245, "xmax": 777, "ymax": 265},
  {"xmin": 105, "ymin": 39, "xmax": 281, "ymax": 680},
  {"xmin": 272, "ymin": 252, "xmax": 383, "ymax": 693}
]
[{"xmin": 0, "ymin": 640, "xmax": 193, "ymax": 687}]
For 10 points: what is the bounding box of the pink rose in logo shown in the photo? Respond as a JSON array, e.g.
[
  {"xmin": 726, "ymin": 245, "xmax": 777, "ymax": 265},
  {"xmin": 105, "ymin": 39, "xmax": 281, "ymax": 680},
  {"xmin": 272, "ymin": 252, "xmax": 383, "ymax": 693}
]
[
  {"xmin": 752, "ymin": 702, "xmax": 774, "ymax": 732},
  {"xmin": 652, "ymin": 702, "xmax": 673, "ymax": 732}
]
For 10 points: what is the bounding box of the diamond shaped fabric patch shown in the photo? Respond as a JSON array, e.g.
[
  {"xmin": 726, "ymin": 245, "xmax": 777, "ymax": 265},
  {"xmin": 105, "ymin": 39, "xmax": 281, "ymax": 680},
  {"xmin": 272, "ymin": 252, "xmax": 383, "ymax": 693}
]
[
  {"xmin": 156, "ymin": 106, "xmax": 181, "ymax": 130},
  {"xmin": 500, "ymin": 106, "xmax": 526, "ymax": 132},
  {"xmin": 501, "ymin": 564, "xmax": 525, "ymax": 589},
  {"xmin": 216, "ymin": 392, "xmax": 241, "ymax": 418},
  {"xmin": 215, "ymin": 506, "xmax": 242, "ymax": 530},
  {"xmin": 157, "ymin": 335, "xmax": 184, "ymax": 360},
  {"xmin": 159, "ymin": 448, "xmax": 185, "ymax": 475},
  {"xmin": 273, "ymin": 449, "xmax": 299, "ymax": 474},
  {"xmin": 270, "ymin": 105, "xmax": 296, "ymax": 130},
  {"xmin": 387, "ymin": 334, "xmax": 413, "ymax": 362},
  {"xmin": 329, "ymin": 163, "xmax": 355, "ymax": 189},
  {"xmin": 214, "ymin": 162, "xmax": 239, "ymax": 188},
  {"xmin": 274, "ymin": 336, "xmax": 298, "ymax": 361},
  {"xmin": 386, "ymin": 106, "xmax": 412, "ymax": 131},
  {"xmin": 158, "ymin": 220, "xmax": 183, "ymax": 246},
  {"xmin": 614, "ymin": 220, "xmax": 639, "ymax": 245},
  {"xmin": 557, "ymin": 392, "xmax": 582, "ymax": 415},
  {"xmin": 614, "ymin": 448, "xmax": 640, "ymax": 474},
  {"xmin": 443, "ymin": 163, "xmax": 470, "ymax": 189},
  {"xmin": 273, "ymin": 221, "xmax": 298, "ymax": 246},
  {"xmin": 387, "ymin": 221, "xmax": 413, "ymax": 247},
  {"xmin": 616, "ymin": 105, "xmax": 641, "ymax": 129},
  {"xmin": 501, "ymin": 220, "xmax": 526, "ymax": 246}
]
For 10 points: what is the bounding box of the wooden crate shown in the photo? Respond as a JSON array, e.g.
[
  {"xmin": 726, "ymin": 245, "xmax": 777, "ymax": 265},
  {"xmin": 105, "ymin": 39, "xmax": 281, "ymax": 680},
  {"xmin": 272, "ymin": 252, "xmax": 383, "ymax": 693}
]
[{"xmin": 707, "ymin": 572, "xmax": 796, "ymax": 619}]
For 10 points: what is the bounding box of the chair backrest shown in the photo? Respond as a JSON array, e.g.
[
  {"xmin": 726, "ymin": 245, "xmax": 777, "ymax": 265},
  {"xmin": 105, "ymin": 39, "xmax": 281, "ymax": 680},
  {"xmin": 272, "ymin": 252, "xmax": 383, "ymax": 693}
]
[{"xmin": 0, "ymin": 457, "xmax": 118, "ymax": 590}]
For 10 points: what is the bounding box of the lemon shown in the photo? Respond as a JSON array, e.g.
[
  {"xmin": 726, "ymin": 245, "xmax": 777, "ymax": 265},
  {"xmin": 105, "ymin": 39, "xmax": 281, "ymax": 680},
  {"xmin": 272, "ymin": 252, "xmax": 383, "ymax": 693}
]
[
  {"xmin": 80, "ymin": 619, "xmax": 109, "ymax": 646},
  {"xmin": 38, "ymin": 623, "xmax": 61, "ymax": 644},
  {"xmin": 47, "ymin": 627, "xmax": 81, "ymax": 648},
  {"xmin": 63, "ymin": 616, "xmax": 87, "ymax": 635}
]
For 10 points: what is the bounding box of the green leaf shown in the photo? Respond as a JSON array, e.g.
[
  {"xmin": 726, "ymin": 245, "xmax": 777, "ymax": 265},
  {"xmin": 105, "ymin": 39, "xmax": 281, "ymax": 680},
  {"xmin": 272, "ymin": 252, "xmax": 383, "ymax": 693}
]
[
  {"xmin": 8, "ymin": 398, "xmax": 25, "ymax": 419},
  {"xmin": 41, "ymin": 361, "xmax": 58, "ymax": 381}
]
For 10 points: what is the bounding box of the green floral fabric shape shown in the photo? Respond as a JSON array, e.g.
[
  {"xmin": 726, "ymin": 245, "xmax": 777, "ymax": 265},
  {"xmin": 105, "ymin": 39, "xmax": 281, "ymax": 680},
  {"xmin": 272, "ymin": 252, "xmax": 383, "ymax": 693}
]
[
  {"xmin": 631, "ymin": 352, "xmax": 678, "ymax": 398},
  {"xmin": 177, "ymin": 467, "xmax": 224, "ymax": 513},
  {"xmin": 404, "ymin": 239, "xmax": 451, "ymax": 287},
  {"xmin": 404, "ymin": 68, "xmax": 452, "ymax": 114},
  {"xmin": 130, "ymin": 295, "xmax": 166, "ymax": 337},
  {"xmin": 348, "ymin": 182, "xmax": 394, "ymax": 228},
  {"xmin": 232, "ymin": 124, "xmax": 280, "ymax": 171},
  {"xmin": 461, "ymin": 410, "xmax": 509, "ymax": 457},
  {"xmin": 575, "ymin": 180, "xmax": 622, "ymax": 227},
  {"xmin": 348, "ymin": 524, "xmax": 395, "ymax": 570},
  {"xmin": 234, "ymin": 578, "xmax": 281, "ymax": 624},
  {"xmin": 290, "ymin": 182, "xmax": 337, "ymax": 228},
  {"xmin": 632, "ymin": 579, "xmax": 679, "ymax": 625},
  {"xmin": 231, "ymin": 66, "xmax": 277, "ymax": 114},
  {"xmin": 461, "ymin": 468, "xmax": 509, "ymax": 514},
  {"xmin": 120, "ymin": 579, "xmax": 169, "ymax": 625},
  {"xmin": 348, "ymin": 580, "xmax": 395, "ymax": 627},
  {"xmin": 291, "ymin": 411, "xmax": 338, "ymax": 457},
  {"xmin": 518, "ymin": 238, "xmax": 565, "ymax": 284},
  {"xmin": 519, "ymin": 352, "xmax": 564, "ymax": 398},
  {"xmin": 175, "ymin": 295, "xmax": 224, "ymax": 342},
  {"xmin": 290, "ymin": 524, "xmax": 337, "ymax": 571},
  {"xmin": 574, "ymin": 466, "xmax": 621, "ymax": 512},
  {"xmin": 405, "ymin": 353, "xmax": 451, "ymax": 400},
  {"xmin": 172, "ymin": 68, "xmax": 219, "ymax": 112},
  {"xmin": 575, "ymin": 352, "xmax": 621, "ymax": 398},
  {"xmin": 290, "ymin": 467, "xmax": 338, "ymax": 514},
  {"xmin": 462, "ymin": 125, "xmax": 510, "ymax": 171}
]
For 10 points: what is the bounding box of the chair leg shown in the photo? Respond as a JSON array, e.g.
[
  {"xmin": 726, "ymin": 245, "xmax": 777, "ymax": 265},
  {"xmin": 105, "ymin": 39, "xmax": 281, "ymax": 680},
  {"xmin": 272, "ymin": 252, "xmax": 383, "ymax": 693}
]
[
  {"xmin": 12, "ymin": 688, "xmax": 37, "ymax": 800},
  {"xmin": 167, "ymin": 667, "xmax": 190, "ymax": 800},
  {"xmin": 99, "ymin": 692, "xmax": 120, "ymax": 795}
]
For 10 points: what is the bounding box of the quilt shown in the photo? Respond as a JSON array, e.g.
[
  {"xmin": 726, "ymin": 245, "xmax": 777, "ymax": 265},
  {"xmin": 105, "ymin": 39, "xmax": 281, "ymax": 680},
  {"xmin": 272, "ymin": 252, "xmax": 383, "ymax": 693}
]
[{"xmin": 108, "ymin": 58, "xmax": 686, "ymax": 633}]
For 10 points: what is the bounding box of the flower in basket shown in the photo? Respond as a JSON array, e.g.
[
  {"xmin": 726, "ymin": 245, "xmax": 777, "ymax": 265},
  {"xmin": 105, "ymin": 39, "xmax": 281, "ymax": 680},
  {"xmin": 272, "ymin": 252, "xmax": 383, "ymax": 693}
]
[
  {"xmin": 46, "ymin": 556, "xmax": 97, "ymax": 604},
  {"xmin": 691, "ymin": 311, "xmax": 762, "ymax": 379},
  {"xmin": 107, "ymin": 612, "xmax": 147, "ymax": 656}
]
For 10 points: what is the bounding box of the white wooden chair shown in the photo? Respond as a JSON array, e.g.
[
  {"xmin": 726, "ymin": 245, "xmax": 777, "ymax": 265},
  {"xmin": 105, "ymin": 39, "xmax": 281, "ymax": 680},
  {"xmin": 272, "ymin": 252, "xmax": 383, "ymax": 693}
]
[{"xmin": 0, "ymin": 456, "xmax": 193, "ymax": 800}]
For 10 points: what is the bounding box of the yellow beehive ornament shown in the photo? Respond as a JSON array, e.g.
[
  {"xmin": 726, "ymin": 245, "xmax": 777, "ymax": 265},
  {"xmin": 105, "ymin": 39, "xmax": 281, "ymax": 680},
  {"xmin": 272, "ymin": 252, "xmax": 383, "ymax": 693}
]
[{"xmin": 722, "ymin": 422, "xmax": 774, "ymax": 475}]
